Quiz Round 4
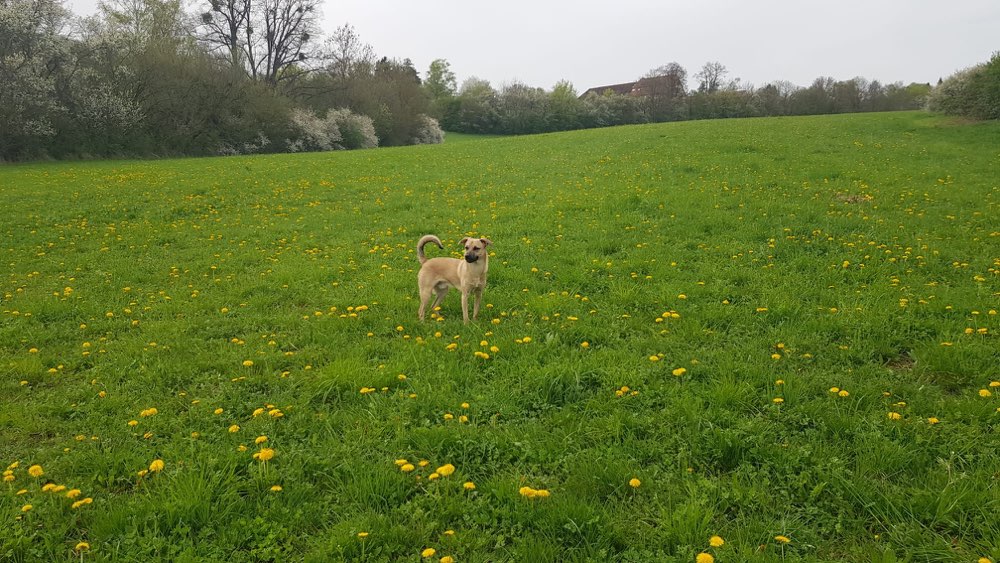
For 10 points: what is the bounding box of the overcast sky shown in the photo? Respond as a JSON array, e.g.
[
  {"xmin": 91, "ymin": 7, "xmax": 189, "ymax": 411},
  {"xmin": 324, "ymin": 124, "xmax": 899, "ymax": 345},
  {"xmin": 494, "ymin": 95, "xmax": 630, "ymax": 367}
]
[{"xmin": 65, "ymin": 0, "xmax": 998, "ymax": 91}]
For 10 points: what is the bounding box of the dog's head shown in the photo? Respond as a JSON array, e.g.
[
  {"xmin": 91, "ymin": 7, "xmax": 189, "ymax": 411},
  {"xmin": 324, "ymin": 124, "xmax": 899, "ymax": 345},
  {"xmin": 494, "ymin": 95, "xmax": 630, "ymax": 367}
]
[{"xmin": 460, "ymin": 237, "xmax": 492, "ymax": 263}]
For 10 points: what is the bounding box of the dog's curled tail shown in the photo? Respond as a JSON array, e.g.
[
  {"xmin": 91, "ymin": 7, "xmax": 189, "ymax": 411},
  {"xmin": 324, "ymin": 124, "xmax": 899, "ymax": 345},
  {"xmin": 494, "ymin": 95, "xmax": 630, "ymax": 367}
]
[{"xmin": 417, "ymin": 235, "xmax": 444, "ymax": 264}]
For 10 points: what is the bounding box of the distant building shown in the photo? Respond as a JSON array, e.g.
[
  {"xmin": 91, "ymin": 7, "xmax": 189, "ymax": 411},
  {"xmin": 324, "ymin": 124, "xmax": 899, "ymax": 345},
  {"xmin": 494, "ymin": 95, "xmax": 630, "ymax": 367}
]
[{"xmin": 579, "ymin": 81, "xmax": 640, "ymax": 98}]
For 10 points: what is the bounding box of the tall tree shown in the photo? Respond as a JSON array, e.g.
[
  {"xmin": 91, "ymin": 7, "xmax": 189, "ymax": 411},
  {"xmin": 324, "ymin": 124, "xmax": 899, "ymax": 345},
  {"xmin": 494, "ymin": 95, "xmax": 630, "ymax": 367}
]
[
  {"xmin": 425, "ymin": 58, "xmax": 456, "ymax": 100},
  {"xmin": 695, "ymin": 61, "xmax": 727, "ymax": 94},
  {"xmin": 198, "ymin": 0, "xmax": 319, "ymax": 85},
  {"xmin": 639, "ymin": 63, "xmax": 688, "ymax": 121}
]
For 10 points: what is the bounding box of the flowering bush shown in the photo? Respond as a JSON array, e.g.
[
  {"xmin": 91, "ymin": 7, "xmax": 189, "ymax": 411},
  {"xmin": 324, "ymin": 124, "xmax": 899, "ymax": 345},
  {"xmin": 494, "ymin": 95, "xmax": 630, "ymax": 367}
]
[
  {"xmin": 327, "ymin": 108, "xmax": 378, "ymax": 149},
  {"xmin": 410, "ymin": 114, "xmax": 444, "ymax": 145}
]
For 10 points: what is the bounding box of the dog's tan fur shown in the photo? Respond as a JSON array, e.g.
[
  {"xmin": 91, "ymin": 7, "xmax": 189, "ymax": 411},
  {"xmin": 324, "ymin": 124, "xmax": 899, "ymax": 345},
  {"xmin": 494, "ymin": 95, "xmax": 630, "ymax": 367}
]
[{"xmin": 417, "ymin": 234, "xmax": 492, "ymax": 324}]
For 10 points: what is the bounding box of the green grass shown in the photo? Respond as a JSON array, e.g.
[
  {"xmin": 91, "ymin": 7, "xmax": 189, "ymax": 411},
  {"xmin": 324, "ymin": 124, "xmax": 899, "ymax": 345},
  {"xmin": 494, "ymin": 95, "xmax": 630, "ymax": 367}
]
[
  {"xmin": 2, "ymin": 111, "xmax": 999, "ymax": 562},
  {"xmin": 443, "ymin": 131, "xmax": 505, "ymax": 143}
]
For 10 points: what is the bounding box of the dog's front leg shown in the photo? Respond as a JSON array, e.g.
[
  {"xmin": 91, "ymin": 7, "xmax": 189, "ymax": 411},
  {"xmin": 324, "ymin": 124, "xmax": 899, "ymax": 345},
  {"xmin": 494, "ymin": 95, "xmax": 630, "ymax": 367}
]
[
  {"xmin": 461, "ymin": 291, "xmax": 470, "ymax": 324},
  {"xmin": 473, "ymin": 287, "xmax": 483, "ymax": 321}
]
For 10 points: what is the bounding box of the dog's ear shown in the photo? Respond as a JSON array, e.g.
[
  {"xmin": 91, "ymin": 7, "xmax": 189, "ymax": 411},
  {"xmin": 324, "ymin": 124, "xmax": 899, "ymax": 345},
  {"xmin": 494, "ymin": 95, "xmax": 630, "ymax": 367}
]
[
  {"xmin": 480, "ymin": 238, "xmax": 493, "ymax": 247},
  {"xmin": 459, "ymin": 237, "xmax": 469, "ymax": 246}
]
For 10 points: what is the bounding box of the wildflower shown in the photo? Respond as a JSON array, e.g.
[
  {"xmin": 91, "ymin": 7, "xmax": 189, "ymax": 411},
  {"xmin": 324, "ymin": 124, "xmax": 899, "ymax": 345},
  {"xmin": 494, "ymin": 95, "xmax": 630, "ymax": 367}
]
[
  {"xmin": 66, "ymin": 489, "xmax": 82, "ymax": 499},
  {"xmin": 357, "ymin": 532, "xmax": 369, "ymax": 538},
  {"xmin": 772, "ymin": 397, "xmax": 784, "ymax": 404},
  {"xmin": 927, "ymin": 417, "xmax": 940, "ymax": 424},
  {"xmin": 228, "ymin": 424, "xmax": 240, "ymax": 433},
  {"xmin": 252, "ymin": 407, "xmax": 265, "ymax": 417},
  {"xmin": 21, "ymin": 504, "xmax": 32, "ymax": 512},
  {"xmin": 28, "ymin": 465, "xmax": 43, "ymax": 477},
  {"xmin": 709, "ymin": 535, "xmax": 724, "ymax": 547},
  {"xmin": 838, "ymin": 390, "xmax": 850, "ymax": 397},
  {"xmin": 418, "ymin": 460, "xmax": 430, "ymax": 467},
  {"xmin": 137, "ymin": 469, "xmax": 148, "ymax": 478},
  {"xmin": 460, "ymin": 402, "xmax": 470, "ymax": 409},
  {"xmin": 443, "ymin": 413, "xmax": 454, "ymax": 420},
  {"xmin": 672, "ymin": 367, "xmax": 687, "ymax": 376},
  {"xmin": 775, "ymin": 535, "xmax": 791, "ymax": 544},
  {"xmin": 443, "ymin": 530, "xmax": 455, "ymax": 536},
  {"xmin": 775, "ymin": 379, "xmax": 784, "ymax": 385},
  {"xmin": 437, "ymin": 464, "xmax": 455, "ymax": 477},
  {"xmin": 771, "ymin": 353, "xmax": 781, "ymax": 360},
  {"xmin": 253, "ymin": 448, "xmax": 275, "ymax": 462},
  {"xmin": 255, "ymin": 435, "xmax": 268, "ymax": 444},
  {"xmin": 242, "ymin": 360, "xmax": 253, "ymax": 367},
  {"xmin": 421, "ymin": 548, "xmax": 436, "ymax": 558},
  {"xmin": 394, "ymin": 459, "xmax": 408, "ymax": 466},
  {"xmin": 139, "ymin": 408, "xmax": 158, "ymax": 417},
  {"xmin": 440, "ymin": 557, "xmax": 455, "ymax": 563},
  {"xmin": 42, "ymin": 483, "xmax": 56, "ymax": 492},
  {"xmin": 887, "ymin": 412, "xmax": 902, "ymax": 420},
  {"xmin": 75, "ymin": 542, "xmax": 90, "ymax": 552},
  {"xmin": 3, "ymin": 473, "xmax": 13, "ymax": 483},
  {"xmin": 648, "ymin": 355, "xmax": 659, "ymax": 362},
  {"xmin": 428, "ymin": 473, "xmax": 440, "ymax": 480},
  {"xmin": 71, "ymin": 498, "xmax": 93, "ymax": 509},
  {"xmin": 214, "ymin": 408, "xmax": 224, "ymax": 415},
  {"xmin": 270, "ymin": 485, "xmax": 282, "ymax": 492},
  {"xmin": 149, "ymin": 459, "xmax": 164, "ymax": 472},
  {"xmin": 463, "ymin": 481, "xmax": 476, "ymax": 490},
  {"xmin": 400, "ymin": 463, "xmax": 415, "ymax": 473},
  {"xmin": 696, "ymin": 554, "xmax": 714, "ymax": 563},
  {"xmin": 979, "ymin": 389, "xmax": 992, "ymax": 398},
  {"xmin": 977, "ymin": 558, "xmax": 992, "ymax": 563},
  {"xmin": 52, "ymin": 485, "xmax": 65, "ymax": 493},
  {"xmin": 581, "ymin": 341, "xmax": 590, "ymax": 349},
  {"xmin": 629, "ymin": 478, "xmax": 641, "ymax": 488}
]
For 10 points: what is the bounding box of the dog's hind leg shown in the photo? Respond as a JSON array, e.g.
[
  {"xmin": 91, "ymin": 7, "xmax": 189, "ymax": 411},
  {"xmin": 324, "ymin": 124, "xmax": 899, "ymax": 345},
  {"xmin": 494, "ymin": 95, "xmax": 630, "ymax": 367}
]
[
  {"xmin": 461, "ymin": 291, "xmax": 470, "ymax": 324},
  {"xmin": 429, "ymin": 287, "xmax": 448, "ymax": 318},
  {"xmin": 418, "ymin": 286, "xmax": 434, "ymax": 321}
]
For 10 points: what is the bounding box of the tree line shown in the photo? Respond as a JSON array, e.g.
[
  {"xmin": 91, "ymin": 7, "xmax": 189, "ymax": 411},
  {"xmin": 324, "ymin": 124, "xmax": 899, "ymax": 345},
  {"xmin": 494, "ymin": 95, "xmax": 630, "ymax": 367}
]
[
  {"xmin": 0, "ymin": 0, "xmax": 442, "ymax": 161},
  {"xmin": 2, "ymin": 0, "xmax": 988, "ymax": 162},
  {"xmin": 425, "ymin": 60, "xmax": 933, "ymax": 136}
]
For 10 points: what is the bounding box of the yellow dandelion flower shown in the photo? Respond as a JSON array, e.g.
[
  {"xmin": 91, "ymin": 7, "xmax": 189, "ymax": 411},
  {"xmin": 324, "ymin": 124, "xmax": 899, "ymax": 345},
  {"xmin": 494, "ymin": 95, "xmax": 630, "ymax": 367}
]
[
  {"xmin": 775, "ymin": 535, "xmax": 791, "ymax": 543},
  {"xmin": 400, "ymin": 463, "xmax": 415, "ymax": 473},
  {"xmin": 463, "ymin": 481, "xmax": 476, "ymax": 490},
  {"xmin": 255, "ymin": 435, "xmax": 268, "ymax": 444},
  {"xmin": 71, "ymin": 497, "xmax": 93, "ymax": 509},
  {"xmin": 648, "ymin": 355, "xmax": 659, "ymax": 362},
  {"xmin": 979, "ymin": 389, "xmax": 992, "ymax": 398},
  {"xmin": 672, "ymin": 367, "xmax": 687, "ymax": 376},
  {"xmin": 709, "ymin": 535, "xmax": 724, "ymax": 547},
  {"xmin": 214, "ymin": 408, "xmax": 224, "ymax": 415},
  {"xmin": 357, "ymin": 532, "xmax": 369, "ymax": 538},
  {"xmin": 270, "ymin": 485, "xmax": 282, "ymax": 492},
  {"xmin": 252, "ymin": 407, "xmax": 265, "ymax": 417},
  {"xmin": 228, "ymin": 424, "xmax": 240, "ymax": 433},
  {"xmin": 149, "ymin": 459, "xmax": 164, "ymax": 472},
  {"xmin": 887, "ymin": 412, "xmax": 902, "ymax": 420},
  {"xmin": 440, "ymin": 557, "xmax": 455, "ymax": 563},
  {"xmin": 437, "ymin": 464, "xmax": 455, "ymax": 477},
  {"xmin": 421, "ymin": 547, "xmax": 436, "ymax": 558},
  {"xmin": 772, "ymin": 397, "xmax": 784, "ymax": 404},
  {"xmin": 42, "ymin": 483, "xmax": 56, "ymax": 492},
  {"xmin": 75, "ymin": 542, "xmax": 90, "ymax": 552},
  {"xmin": 253, "ymin": 448, "xmax": 275, "ymax": 462},
  {"xmin": 66, "ymin": 489, "xmax": 82, "ymax": 499},
  {"xmin": 242, "ymin": 360, "xmax": 253, "ymax": 367},
  {"xmin": 21, "ymin": 504, "xmax": 32, "ymax": 512},
  {"xmin": 838, "ymin": 390, "xmax": 850, "ymax": 397},
  {"xmin": 696, "ymin": 554, "xmax": 714, "ymax": 563},
  {"xmin": 28, "ymin": 465, "xmax": 43, "ymax": 477},
  {"xmin": 629, "ymin": 478, "xmax": 641, "ymax": 488}
]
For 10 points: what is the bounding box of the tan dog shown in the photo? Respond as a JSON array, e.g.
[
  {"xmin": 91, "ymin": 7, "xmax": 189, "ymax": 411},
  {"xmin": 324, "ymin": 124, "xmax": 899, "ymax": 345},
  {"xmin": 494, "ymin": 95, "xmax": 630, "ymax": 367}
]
[{"xmin": 417, "ymin": 234, "xmax": 492, "ymax": 324}]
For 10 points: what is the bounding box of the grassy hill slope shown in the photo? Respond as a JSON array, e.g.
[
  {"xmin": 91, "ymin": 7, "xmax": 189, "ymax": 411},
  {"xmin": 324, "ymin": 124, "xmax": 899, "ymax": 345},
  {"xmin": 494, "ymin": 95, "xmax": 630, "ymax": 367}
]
[{"xmin": 1, "ymin": 112, "xmax": 998, "ymax": 561}]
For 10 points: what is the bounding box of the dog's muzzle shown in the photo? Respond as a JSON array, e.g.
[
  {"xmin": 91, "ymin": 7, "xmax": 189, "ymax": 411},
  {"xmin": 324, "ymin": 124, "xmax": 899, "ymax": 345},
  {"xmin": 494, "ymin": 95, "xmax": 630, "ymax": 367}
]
[{"xmin": 464, "ymin": 255, "xmax": 479, "ymax": 263}]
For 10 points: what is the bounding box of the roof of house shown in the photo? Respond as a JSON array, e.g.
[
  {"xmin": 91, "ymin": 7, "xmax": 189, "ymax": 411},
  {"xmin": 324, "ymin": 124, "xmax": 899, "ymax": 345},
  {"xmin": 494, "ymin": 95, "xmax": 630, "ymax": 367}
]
[{"xmin": 580, "ymin": 81, "xmax": 638, "ymax": 98}]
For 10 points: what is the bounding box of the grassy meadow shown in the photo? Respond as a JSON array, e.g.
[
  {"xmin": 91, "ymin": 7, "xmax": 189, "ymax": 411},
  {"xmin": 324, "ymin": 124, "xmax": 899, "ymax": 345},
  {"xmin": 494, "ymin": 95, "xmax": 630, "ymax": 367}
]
[{"xmin": 2, "ymin": 111, "xmax": 999, "ymax": 562}]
